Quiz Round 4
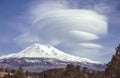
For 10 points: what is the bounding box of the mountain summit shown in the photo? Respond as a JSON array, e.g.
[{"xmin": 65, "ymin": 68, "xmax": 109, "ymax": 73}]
[
  {"xmin": 0, "ymin": 43, "xmax": 102, "ymax": 64},
  {"xmin": 0, "ymin": 43, "xmax": 105, "ymax": 72}
]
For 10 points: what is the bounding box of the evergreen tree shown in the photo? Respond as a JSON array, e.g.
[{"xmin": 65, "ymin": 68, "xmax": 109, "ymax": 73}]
[
  {"xmin": 11, "ymin": 69, "xmax": 16, "ymax": 74},
  {"xmin": 75, "ymin": 65, "xmax": 82, "ymax": 78},
  {"xmin": 63, "ymin": 63, "xmax": 76, "ymax": 78},
  {"xmin": 82, "ymin": 67, "xmax": 89, "ymax": 78},
  {"xmin": 0, "ymin": 67, "xmax": 3, "ymax": 72},
  {"xmin": 25, "ymin": 70, "xmax": 29, "ymax": 78},
  {"xmin": 14, "ymin": 66, "xmax": 26, "ymax": 78},
  {"xmin": 105, "ymin": 44, "xmax": 120, "ymax": 78},
  {"xmin": 5, "ymin": 68, "xmax": 8, "ymax": 73}
]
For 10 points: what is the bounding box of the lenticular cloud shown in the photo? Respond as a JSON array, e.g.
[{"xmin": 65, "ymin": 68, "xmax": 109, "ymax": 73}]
[
  {"xmin": 15, "ymin": 1, "xmax": 108, "ymax": 55},
  {"xmin": 32, "ymin": 9, "xmax": 107, "ymax": 43}
]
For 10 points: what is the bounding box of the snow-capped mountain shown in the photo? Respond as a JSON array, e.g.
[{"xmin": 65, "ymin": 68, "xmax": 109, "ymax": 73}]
[
  {"xmin": 0, "ymin": 43, "xmax": 101, "ymax": 64},
  {"xmin": 0, "ymin": 43, "xmax": 105, "ymax": 72}
]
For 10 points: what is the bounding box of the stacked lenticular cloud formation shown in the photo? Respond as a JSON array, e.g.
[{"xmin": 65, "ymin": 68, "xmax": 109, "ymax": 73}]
[{"xmin": 14, "ymin": 0, "xmax": 108, "ymax": 60}]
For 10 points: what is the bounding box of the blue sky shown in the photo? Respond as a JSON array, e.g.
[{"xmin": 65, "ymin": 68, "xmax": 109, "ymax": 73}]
[{"xmin": 0, "ymin": 0, "xmax": 120, "ymax": 63}]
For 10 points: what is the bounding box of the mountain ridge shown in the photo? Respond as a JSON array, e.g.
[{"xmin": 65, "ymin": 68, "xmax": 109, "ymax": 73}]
[
  {"xmin": 0, "ymin": 43, "xmax": 102, "ymax": 64},
  {"xmin": 0, "ymin": 43, "xmax": 105, "ymax": 72}
]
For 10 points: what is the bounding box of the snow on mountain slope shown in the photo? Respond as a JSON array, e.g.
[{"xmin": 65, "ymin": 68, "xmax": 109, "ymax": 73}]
[{"xmin": 0, "ymin": 43, "xmax": 102, "ymax": 64}]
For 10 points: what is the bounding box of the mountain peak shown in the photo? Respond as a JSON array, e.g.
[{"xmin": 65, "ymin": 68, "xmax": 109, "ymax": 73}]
[
  {"xmin": 32, "ymin": 43, "xmax": 50, "ymax": 47},
  {"xmin": 0, "ymin": 43, "xmax": 102, "ymax": 64},
  {"xmin": 30, "ymin": 43, "xmax": 52, "ymax": 50},
  {"xmin": 32, "ymin": 43, "xmax": 41, "ymax": 46}
]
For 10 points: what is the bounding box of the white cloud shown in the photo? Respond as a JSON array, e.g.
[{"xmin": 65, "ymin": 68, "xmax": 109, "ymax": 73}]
[
  {"xmin": 13, "ymin": 1, "xmax": 108, "ymax": 61},
  {"xmin": 69, "ymin": 30, "xmax": 99, "ymax": 41},
  {"xmin": 79, "ymin": 43, "xmax": 103, "ymax": 49}
]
